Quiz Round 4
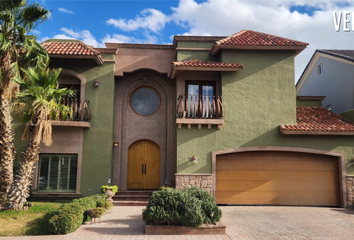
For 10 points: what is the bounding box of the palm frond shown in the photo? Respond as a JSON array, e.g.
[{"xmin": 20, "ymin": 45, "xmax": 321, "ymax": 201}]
[
  {"xmin": 0, "ymin": 0, "xmax": 26, "ymax": 11},
  {"xmin": 0, "ymin": 12, "xmax": 15, "ymax": 24},
  {"xmin": 15, "ymin": 67, "xmax": 74, "ymax": 145},
  {"xmin": 17, "ymin": 3, "xmax": 51, "ymax": 31}
]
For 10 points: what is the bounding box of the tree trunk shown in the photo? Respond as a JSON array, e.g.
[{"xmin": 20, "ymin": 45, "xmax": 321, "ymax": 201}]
[
  {"xmin": 0, "ymin": 50, "xmax": 17, "ymax": 202},
  {"xmin": 7, "ymin": 136, "xmax": 39, "ymax": 210},
  {"xmin": 0, "ymin": 99, "xmax": 15, "ymax": 200}
]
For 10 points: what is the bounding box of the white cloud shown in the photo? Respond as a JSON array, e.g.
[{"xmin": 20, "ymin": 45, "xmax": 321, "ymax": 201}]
[
  {"xmin": 101, "ymin": 34, "xmax": 143, "ymax": 44},
  {"xmin": 31, "ymin": 29, "xmax": 41, "ymax": 35},
  {"xmin": 43, "ymin": 28, "xmax": 154, "ymax": 48},
  {"xmin": 52, "ymin": 34, "xmax": 75, "ymax": 40},
  {"xmin": 101, "ymin": 33, "xmax": 158, "ymax": 44},
  {"xmin": 37, "ymin": 36, "xmax": 49, "ymax": 43},
  {"xmin": 106, "ymin": 9, "xmax": 170, "ymax": 33},
  {"xmin": 60, "ymin": 28, "xmax": 80, "ymax": 38},
  {"xmin": 58, "ymin": 8, "xmax": 74, "ymax": 14},
  {"xmin": 43, "ymin": 28, "xmax": 104, "ymax": 47}
]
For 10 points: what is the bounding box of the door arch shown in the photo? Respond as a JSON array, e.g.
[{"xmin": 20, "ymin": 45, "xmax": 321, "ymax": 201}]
[{"xmin": 128, "ymin": 140, "xmax": 160, "ymax": 189}]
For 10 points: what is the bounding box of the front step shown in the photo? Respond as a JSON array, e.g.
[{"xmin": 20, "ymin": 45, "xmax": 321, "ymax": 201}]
[{"xmin": 113, "ymin": 190, "xmax": 155, "ymax": 206}]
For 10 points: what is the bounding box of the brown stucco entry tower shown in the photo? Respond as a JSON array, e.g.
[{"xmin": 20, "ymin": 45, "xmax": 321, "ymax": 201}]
[{"xmin": 109, "ymin": 43, "xmax": 175, "ymax": 190}]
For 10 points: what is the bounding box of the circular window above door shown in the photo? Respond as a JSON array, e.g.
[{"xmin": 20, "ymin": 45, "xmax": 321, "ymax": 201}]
[{"xmin": 130, "ymin": 87, "xmax": 161, "ymax": 116}]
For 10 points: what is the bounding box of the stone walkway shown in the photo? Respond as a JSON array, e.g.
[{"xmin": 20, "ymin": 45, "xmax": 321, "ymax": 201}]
[{"xmin": 2, "ymin": 206, "xmax": 354, "ymax": 239}]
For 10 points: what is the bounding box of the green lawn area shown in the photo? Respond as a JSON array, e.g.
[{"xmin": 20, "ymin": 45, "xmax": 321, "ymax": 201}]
[{"xmin": 0, "ymin": 202, "xmax": 63, "ymax": 236}]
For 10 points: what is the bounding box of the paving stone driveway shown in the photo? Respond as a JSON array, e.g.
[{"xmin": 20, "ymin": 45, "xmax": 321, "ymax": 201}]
[{"xmin": 3, "ymin": 206, "xmax": 354, "ymax": 240}]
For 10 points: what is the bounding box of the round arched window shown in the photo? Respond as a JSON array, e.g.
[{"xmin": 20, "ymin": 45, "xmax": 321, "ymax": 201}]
[{"xmin": 130, "ymin": 87, "xmax": 161, "ymax": 116}]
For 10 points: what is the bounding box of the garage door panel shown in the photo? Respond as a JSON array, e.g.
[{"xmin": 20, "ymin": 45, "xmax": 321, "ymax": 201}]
[
  {"xmin": 217, "ymin": 179, "xmax": 338, "ymax": 192},
  {"xmin": 217, "ymin": 170, "xmax": 338, "ymax": 182},
  {"xmin": 217, "ymin": 158, "xmax": 337, "ymax": 172},
  {"xmin": 216, "ymin": 151, "xmax": 340, "ymax": 206},
  {"xmin": 217, "ymin": 191, "xmax": 339, "ymax": 206}
]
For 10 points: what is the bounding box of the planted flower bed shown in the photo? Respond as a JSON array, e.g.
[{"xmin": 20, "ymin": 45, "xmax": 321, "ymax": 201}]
[{"xmin": 143, "ymin": 187, "xmax": 225, "ymax": 235}]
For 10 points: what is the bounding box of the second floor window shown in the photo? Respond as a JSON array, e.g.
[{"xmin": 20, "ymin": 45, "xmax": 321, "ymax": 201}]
[{"xmin": 186, "ymin": 81, "xmax": 216, "ymax": 118}]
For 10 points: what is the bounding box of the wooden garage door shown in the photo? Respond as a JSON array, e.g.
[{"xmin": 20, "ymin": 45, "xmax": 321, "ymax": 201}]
[{"xmin": 216, "ymin": 151, "xmax": 340, "ymax": 206}]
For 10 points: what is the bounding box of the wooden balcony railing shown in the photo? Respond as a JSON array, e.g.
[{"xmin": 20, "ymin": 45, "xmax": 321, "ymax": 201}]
[
  {"xmin": 61, "ymin": 98, "xmax": 92, "ymax": 121},
  {"xmin": 176, "ymin": 94, "xmax": 225, "ymax": 119}
]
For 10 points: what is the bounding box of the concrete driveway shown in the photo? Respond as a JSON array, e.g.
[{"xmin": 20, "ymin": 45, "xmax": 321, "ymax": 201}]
[{"xmin": 4, "ymin": 206, "xmax": 354, "ymax": 240}]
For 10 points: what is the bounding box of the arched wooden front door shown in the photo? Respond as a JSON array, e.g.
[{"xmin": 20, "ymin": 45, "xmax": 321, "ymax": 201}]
[{"xmin": 128, "ymin": 140, "xmax": 160, "ymax": 189}]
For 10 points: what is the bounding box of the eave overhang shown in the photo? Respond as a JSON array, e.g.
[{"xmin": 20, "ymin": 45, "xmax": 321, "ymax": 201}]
[
  {"xmin": 48, "ymin": 54, "xmax": 104, "ymax": 65},
  {"xmin": 210, "ymin": 45, "xmax": 307, "ymax": 56},
  {"xmin": 169, "ymin": 60, "xmax": 243, "ymax": 79},
  {"xmin": 280, "ymin": 127, "xmax": 354, "ymax": 136}
]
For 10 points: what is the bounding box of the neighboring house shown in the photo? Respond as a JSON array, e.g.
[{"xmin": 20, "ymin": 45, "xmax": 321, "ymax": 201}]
[
  {"xmin": 14, "ymin": 30, "xmax": 354, "ymax": 207},
  {"xmin": 296, "ymin": 49, "xmax": 354, "ymax": 117}
]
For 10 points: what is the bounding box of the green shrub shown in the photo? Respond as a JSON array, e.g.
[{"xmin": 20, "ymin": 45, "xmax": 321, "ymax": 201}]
[
  {"xmin": 182, "ymin": 187, "xmax": 222, "ymax": 224},
  {"xmin": 143, "ymin": 188, "xmax": 181, "ymax": 225},
  {"xmin": 87, "ymin": 207, "xmax": 106, "ymax": 219},
  {"xmin": 159, "ymin": 186, "xmax": 174, "ymax": 191},
  {"xmin": 142, "ymin": 187, "xmax": 221, "ymax": 228},
  {"xmin": 48, "ymin": 203, "xmax": 83, "ymax": 234},
  {"xmin": 48, "ymin": 194, "xmax": 104, "ymax": 234},
  {"xmin": 100, "ymin": 185, "xmax": 118, "ymax": 194},
  {"xmin": 97, "ymin": 200, "xmax": 113, "ymax": 210}
]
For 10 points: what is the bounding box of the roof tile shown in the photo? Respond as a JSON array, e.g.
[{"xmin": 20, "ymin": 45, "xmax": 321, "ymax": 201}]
[
  {"xmin": 41, "ymin": 41, "xmax": 100, "ymax": 56},
  {"xmin": 216, "ymin": 29, "xmax": 308, "ymax": 47},
  {"xmin": 280, "ymin": 107, "xmax": 354, "ymax": 134}
]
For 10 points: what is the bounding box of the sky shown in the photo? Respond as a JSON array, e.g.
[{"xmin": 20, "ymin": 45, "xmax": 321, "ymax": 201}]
[{"xmin": 30, "ymin": 0, "xmax": 354, "ymax": 82}]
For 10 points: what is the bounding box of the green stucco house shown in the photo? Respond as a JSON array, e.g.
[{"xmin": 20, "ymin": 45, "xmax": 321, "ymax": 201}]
[{"xmin": 17, "ymin": 29, "xmax": 354, "ymax": 207}]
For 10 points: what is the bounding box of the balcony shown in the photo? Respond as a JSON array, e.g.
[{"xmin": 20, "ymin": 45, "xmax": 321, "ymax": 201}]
[
  {"xmin": 51, "ymin": 98, "xmax": 92, "ymax": 128},
  {"xmin": 176, "ymin": 94, "xmax": 224, "ymax": 130}
]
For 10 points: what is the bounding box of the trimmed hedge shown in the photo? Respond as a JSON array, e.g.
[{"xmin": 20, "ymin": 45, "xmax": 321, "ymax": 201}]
[
  {"xmin": 142, "ymin": 187, "xmax": 222, "ymax": 228},
  {"xmin": 97, "ymin": 200, "xmax": 113, "ymax": 210},
  {"xmin": 48, "ymin": 194, "xmax": 104, "ymax": 234}
]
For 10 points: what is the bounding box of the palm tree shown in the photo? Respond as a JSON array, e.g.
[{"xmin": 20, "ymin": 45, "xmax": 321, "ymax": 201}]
[
  {"xmin": 0, "ymin": 0, "xmax": 50, "ymax": 198},
  {"xmin": 7, "ymin": 67, "xmax": 73, "ymax": 209}
]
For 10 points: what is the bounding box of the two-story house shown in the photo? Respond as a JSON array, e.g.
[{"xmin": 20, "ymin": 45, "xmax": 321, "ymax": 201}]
[{"xmin": 15, "ymin": 30, "xmax": 354, "ymax": 207}]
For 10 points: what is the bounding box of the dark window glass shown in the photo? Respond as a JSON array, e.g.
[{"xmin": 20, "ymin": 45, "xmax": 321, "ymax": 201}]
[
  {"xmin": 131, "ymin": 87, "xmax": 160, "ymax": 116},
  {"xmin": 38, "ymin": 155, "xmax": 77, "ymax": 192}
]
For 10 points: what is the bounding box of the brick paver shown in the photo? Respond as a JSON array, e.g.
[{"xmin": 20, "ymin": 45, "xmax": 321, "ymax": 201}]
[{"xmin": 2, "ymin": 206, "xmax": 354, "ymax": 239}]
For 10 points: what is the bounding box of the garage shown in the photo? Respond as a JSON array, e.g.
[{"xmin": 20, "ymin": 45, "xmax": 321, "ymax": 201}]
[{"xmin": 216, "ymin": 151, "xmax": 341, "ymax": 206}]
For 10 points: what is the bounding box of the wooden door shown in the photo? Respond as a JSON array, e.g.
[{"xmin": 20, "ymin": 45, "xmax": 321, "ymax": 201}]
[
  {"xmin": 128, "ymin": 140, "xmax": 160, "ymax": 189},
  {"xmin": 216, "ymin": 151, "xmax": 340, "ymax": 206}
]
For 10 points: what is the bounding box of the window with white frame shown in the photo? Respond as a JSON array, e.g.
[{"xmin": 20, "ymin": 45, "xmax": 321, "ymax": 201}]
[{"xmin": 38, "ymin": 154, "xmax": 77, "ymax": 192}]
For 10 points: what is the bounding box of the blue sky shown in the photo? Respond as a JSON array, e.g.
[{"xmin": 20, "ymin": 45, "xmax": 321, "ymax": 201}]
[{"xmin": 29, "ymin": 0, "xmax": 354, "ymax": 80}]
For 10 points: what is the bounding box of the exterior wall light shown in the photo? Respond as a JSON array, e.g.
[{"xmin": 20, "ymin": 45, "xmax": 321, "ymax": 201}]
[
  {"xmin": 113, "ymin": 140, "xmax": 119, "ymax": 147},
  {"xmin": 210, "ymin": 211, "xmax": 214, "ymax": 224},
  {"xmin": 94, "ymin": 79, "xmax": 100, "ymax": 87},
  {"xmin": 192, "ymin": 155, "xmax": 198, "ymax": 164}
]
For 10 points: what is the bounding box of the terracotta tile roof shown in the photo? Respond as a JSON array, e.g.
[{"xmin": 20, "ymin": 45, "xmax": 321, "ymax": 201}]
[
  {"xmin": 211, "ymin": 30, "xmax": 308, "ymax": 55},
  {"xmin": 41, "ymin": 41, "xmax": 103, "ymax": 64},
  {"xmin": 280, "ymin": 107, "xmax": 354, "ymax": 135},
  {"xmin": 42, "ymin": 41, "xmax": 100, "ymax": 56},
  {"xmin": 216, "ymin": 29, "xmax": 308, "ymax": 47},
  {"xmin": 172, "ymin": 60, "xmax": 243, "ymax": 69}
]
